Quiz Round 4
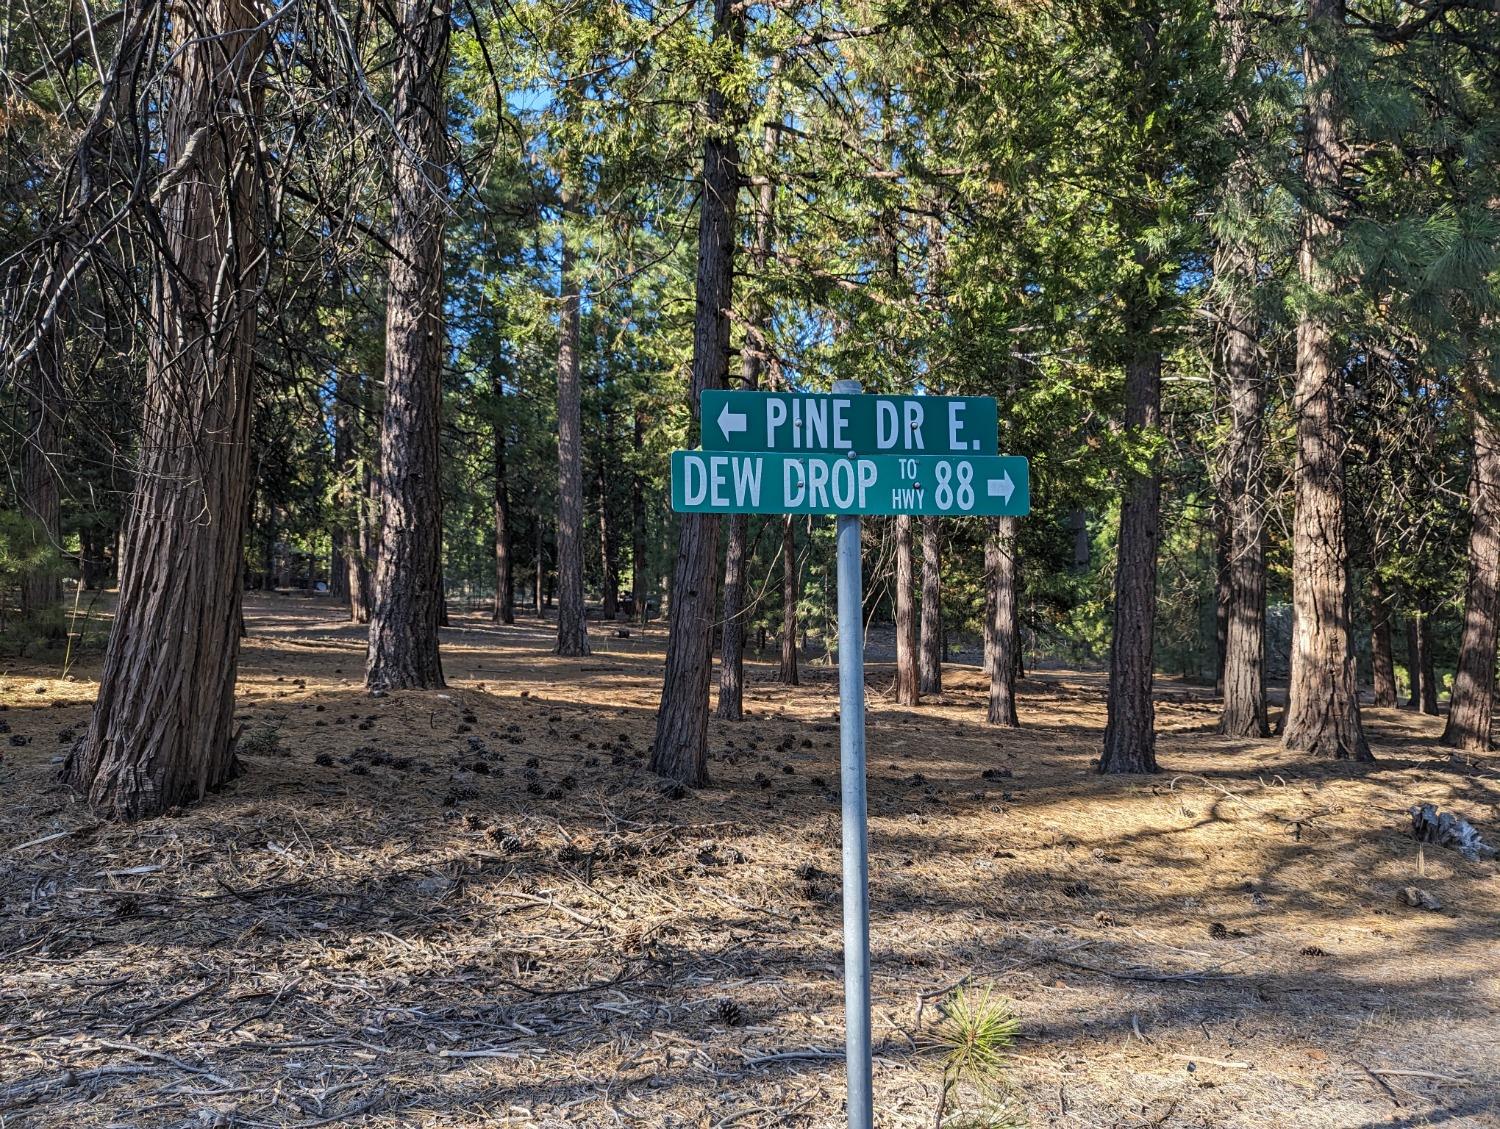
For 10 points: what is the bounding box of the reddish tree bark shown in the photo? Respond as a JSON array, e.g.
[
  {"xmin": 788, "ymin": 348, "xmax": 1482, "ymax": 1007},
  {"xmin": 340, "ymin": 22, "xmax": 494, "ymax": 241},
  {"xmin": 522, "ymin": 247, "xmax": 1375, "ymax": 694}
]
[
  {"xmin": 1101, "ymin": 351, "xmax": 1162, "ymax": 773},
  {"xmin": 651, "ymin": 0, "xmax": 742, "ymax": 785},
  {"xmin": 1281, "ymin": 0, "xmax": 1370, "ymax": 760},
  {"xmin": 716, "ymin": 84, "xmax": 777, "ymax": 720},
  {"xmin": 65, "ymin": 0, "xmax": 265, "ymax": 819},
  {"xmin": 1213, "ymin": 3, "xmax": 1269, "ymax": 737},
  {"xmin": 366, "ymin": 0, "xmax": 450, "ymax": 691}
]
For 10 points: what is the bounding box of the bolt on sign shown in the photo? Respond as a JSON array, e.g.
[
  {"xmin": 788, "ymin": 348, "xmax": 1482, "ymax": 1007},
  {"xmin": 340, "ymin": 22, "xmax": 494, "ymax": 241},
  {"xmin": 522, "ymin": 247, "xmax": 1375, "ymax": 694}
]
[{"xmin": 670, "ymin": 384, "xmax": 1029, "ymax": 1129}]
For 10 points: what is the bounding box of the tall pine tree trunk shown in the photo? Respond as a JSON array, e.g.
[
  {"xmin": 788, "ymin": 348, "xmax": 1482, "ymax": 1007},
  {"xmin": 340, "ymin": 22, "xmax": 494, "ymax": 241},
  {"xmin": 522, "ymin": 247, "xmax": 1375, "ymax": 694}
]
[
  {"xmin": 1216, "ymin": 240, "xmax": 1269, "ymax": 736},
  {"xmin": 1213, "ymin": 2, "xmax": 1268, "ymax": 736},
  {"xmin": 366, "ymin": 0, "xmax": 449, "ymax": 690},
  {"xmin": 894, "ymin": 515, "xmax": 919, "ymax": 706},
  {"xmin": 778, "ymin": 515, "xmax": 799, "ymax": 684},
  {"xmin": 919, "ymin": 516, "xmax": 942, "ymax": 696},
  {"xmin": 1100, "ymin": 351, "xmax": 1162, "ymax": 773},
  {"xmin": 1443, "ymin": 404, "xmax": 1500, "ymax": 748},
  {"xmin": 717, "ymin": 76, "xmax": 777, "ymax": 720},
  {"xmin": 1370, "ymin": 573, "xmax": 1397, "ymax": 707},
  {"xmin": 65, "ymin": 0, "xmax": 264, "ymax": 819},
  {"xmin": 1281, "ymin": 0, "xmax": 1369, "ymax": 760},
  {"xmin": 651, "ymin": 0, "xmax": 742, "ymax": 785},
  {"xmin": 493, "ymin": 373, "xmax": 514, "ymax": 625},
  {"xmin": 988, "ymin": 516, "xmax": 1020, "ymax": 727},
  {"xmin": 555, "ymin": 177, "xmax": 590, "ymax": 656}
]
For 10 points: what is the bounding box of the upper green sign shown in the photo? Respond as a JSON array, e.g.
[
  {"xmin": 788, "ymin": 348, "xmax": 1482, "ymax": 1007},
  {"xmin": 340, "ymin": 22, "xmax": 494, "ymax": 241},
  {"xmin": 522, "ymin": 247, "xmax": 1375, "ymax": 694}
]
[{"xmin": 701, "ymin": 390, "xmax": 997, "ymax": 456}]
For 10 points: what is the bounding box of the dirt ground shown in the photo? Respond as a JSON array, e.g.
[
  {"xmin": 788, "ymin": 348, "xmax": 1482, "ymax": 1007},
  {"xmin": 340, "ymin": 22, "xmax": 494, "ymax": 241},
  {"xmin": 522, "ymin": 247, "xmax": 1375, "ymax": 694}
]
[{"xmin": 2, "ymin": 594, "xmax": 1498, "ymax": 1128}]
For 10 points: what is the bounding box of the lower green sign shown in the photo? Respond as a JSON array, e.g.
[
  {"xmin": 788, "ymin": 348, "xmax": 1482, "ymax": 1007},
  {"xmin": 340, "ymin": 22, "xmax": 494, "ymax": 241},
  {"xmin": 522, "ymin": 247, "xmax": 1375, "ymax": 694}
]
[{"xmin": 671, "ymin": 451, "xmax": 1030, "ymax": 516}]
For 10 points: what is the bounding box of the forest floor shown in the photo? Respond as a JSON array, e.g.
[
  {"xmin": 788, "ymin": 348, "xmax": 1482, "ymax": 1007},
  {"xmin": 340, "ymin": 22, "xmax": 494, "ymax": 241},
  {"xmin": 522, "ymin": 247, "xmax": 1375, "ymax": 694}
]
[{"xmin": 2, "ymin": 595, "xmax": 1499, "ymax": 1129}]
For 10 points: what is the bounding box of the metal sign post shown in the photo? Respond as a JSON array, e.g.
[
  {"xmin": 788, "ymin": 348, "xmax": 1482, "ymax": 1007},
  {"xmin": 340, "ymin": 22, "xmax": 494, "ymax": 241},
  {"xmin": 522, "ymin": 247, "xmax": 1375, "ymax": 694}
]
[
  {"xmin": 671, "ymin": 383, "xmax": 1029, "ymax": 1128},
  {"xmin": 831, "ymin": 379, "xmax": 873, "ymax": 1129}
]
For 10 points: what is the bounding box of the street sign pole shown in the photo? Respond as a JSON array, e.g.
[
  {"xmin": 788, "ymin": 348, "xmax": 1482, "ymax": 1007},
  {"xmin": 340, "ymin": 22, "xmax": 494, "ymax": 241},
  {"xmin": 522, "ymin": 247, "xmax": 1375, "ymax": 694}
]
[
  {"xmin": 671, "ymin": 383, "xmax": 1030, "ymax": 1128},
  {"xmin": 831, "ymin": 379, "xmax": 873, "ymax": 1129}
]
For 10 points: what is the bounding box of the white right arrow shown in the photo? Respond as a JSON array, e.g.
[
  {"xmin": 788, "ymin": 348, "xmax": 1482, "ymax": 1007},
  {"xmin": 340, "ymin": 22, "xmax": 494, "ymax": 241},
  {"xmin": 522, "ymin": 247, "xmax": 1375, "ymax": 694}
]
[
  {"xmin": 718, "ymin": 402, "xmax": 747, "ymax": 437},
  {"xmin": 987, "ymin": 470, "xmax": 1014, "ymax": 503}
]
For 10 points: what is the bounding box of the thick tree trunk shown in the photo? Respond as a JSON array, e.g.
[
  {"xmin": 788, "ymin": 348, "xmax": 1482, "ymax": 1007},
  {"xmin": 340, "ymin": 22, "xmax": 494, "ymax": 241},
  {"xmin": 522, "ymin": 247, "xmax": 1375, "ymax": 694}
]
[
  {"xmin": 919, "ymin": 515, "xmax": 942, "ymax": 696},
  {"xmin": 1216, "ymin": 246, "xmax": 1269, "ymax": 736},
  {"xmin": 366, "ymin": 0, "xmax": 450, "ymax": 690},
  {"xmin": 20, "ymin": 309, "xmax": 64, "ymax": 617},
  {"xmin": 1443, "ymin": 406, "xmax": 1500, "ymax": 748},
  {"xmin": 65, "ymin": 0, "xmax": 264, "ymax": 820},
  {"xmin": 651, "ymin": 0, "xmax": 742, "ymax": 786},
  {"xmin": 1415, "ymin": 601, "xmax": 1439, "ymax": 715},
  {"xmin": 554, "ymin": 179, "xmax": 590, "ymax": 657},
  {"xmin": 778, "ymin": 515, "xmax": 798, "ymax": 685},
  {"xmin": 1281, "ymin": 0, "xmax": 1369, "ymax": 760},
  {"xmin": 1370, "ymin": 573, "xmax": 1398, "ymax": 708},
  {"xmin": 988, "ymin": 516, "xmax": 1020, "ymax": 727},
  {"xmin": 717, "ymin": 80, "xmax": 778, "ymax": 720},
  {"xmin": 1100, "ymin": 351, "xmax": 1163, "ymax": 773},
  {"xmin": 894, "ymin": 515, "xmax": 919, "ymax": 706},
  {"xmin": 493, "ymin": 383, "xmax": 514, "ymax": 625},
  {"xmin": 1213, "ymin": 3, "xmax": 1269, "ymax": 736}
]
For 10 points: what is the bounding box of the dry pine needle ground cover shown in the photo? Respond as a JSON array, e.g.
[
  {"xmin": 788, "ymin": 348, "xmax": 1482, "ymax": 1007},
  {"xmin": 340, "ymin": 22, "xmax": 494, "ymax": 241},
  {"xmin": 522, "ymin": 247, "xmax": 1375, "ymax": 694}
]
[{"xmin": 2, "ymin": 596, "xmax": 1498, "ymax": 1128}]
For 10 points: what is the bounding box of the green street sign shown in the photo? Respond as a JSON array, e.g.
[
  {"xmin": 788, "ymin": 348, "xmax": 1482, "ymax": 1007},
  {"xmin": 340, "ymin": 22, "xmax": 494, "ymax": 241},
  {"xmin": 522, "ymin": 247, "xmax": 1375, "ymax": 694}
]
[
  {"xmin": 701, "ymin": 390, "xmax": 998, "ymax": 456},
  {"xmin": 671, "ymin": 451, "xmax": 1030, "ymax": 516}
]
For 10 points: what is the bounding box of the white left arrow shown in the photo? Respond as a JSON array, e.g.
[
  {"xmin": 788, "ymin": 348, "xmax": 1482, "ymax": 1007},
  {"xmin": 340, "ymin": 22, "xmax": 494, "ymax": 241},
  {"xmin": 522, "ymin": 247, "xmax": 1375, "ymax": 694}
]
[
  {"xmin": 987, "ymin": 471, "xmax": 1014, "ymax": 503},
  {"xmin": 718, "ymin": 402, "xmax": 747, "ymax": 437}
]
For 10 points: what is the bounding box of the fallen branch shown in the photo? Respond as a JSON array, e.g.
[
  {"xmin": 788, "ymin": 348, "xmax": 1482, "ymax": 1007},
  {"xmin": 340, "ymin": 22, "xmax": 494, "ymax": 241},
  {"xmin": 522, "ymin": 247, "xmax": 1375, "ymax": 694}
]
[
  {"xmin": 1169, "ymin": 1053, "xmax": 1250, "ymax": 1069},
  {"xmin": 741, "ymin": 1047, "xmax": 844, "ymax": 1067},
  {"xmin": 1046, "ymin": 955, "xmax": 1232, "ymax": 983}
]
